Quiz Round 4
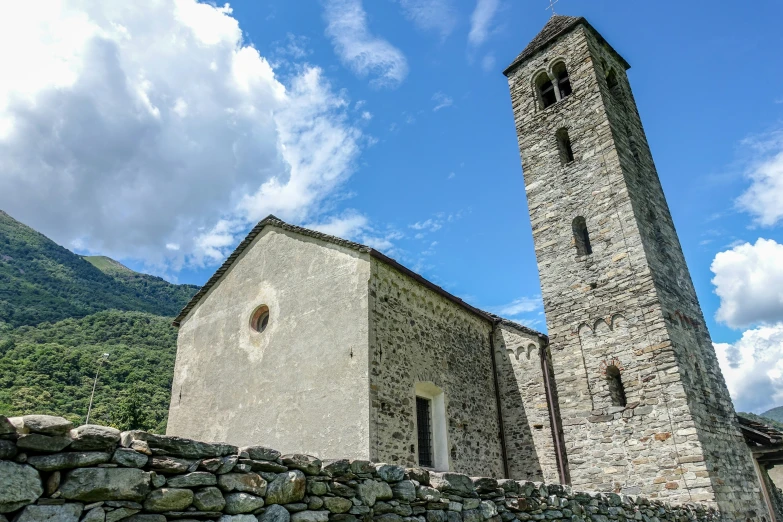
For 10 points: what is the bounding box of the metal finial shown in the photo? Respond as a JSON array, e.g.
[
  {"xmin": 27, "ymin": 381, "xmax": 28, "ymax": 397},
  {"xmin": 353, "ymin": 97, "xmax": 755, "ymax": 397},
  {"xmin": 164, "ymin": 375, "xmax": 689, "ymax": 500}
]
[{"xmin": 545, "ymin": 0, "xmax": 559, "ymax": 16}]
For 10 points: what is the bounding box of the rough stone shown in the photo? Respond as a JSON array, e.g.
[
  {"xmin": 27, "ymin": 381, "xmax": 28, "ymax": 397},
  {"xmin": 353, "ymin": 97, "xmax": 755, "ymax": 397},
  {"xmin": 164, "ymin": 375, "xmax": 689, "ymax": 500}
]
[
  {"xmin": 218, "ymin": 516, "xmax": 257, "ymax": 522},
  {"xmin": 265, "ymin": 471, "xmax": 306, "ymax": 505},
  {"xmin": 45, "ymin": 471, "xmax": 61, "ymax": 496},
  {"xmin": 375, "ymin": 464, "xmax": 405, "ymax": 483},
  {"xmin": 111, "ymin": 449, "xmax": 148, "ymax": 468},
  {"xmin": 125, "ymin": 516, "xmax": 166, "ymax": 522},
  {"xmin": 258, "ymin": 504, "xmax": 291, "ymax": 522},
  {"xmin": 281, "ymin": 454, "xmax": 321, "ymax": 476},
  {"xmin": 392, "ymin": 480, "xmax": 416, "ymax": 502},
  {"xmin": 16, "ymin": 434, "xmax": 72, "ymax": 453},
  {"xmin": 427, "ymin": 510, "xmax": 448, "ymax": 522},
  {"xmin": 19, "ymin": 415, "xmax": 73, "ymax": 436},
  {"xmin": 0, "ymin": 461, "xmax": 43, "ymax": 513},
  {"xmin": 69, "ymin": 426, "xmax": 121, "ymax": 451},
  {"xmin": 13, "ymin": 503, "xmax": 83, "ymax": 522},
  {"xmin": 192, "ymin": 487, "xmax": 226, "ymax": 512},
  {"xmin": 430, "ymin": 474, "xmax": 475, "ymax": 497},
  {"xmin": 120, "ymin": 431, "xmax": 237, "ymax": 459},
  {"xmin": 406, "ymin": 468, "xmax": 430, "ymax": 486},
  {"xmin": 323, "ymin": 497, "xmax": 353, "ymax": 514},
  {"xmin": 28, "ymin": 452, "xmax": 112, "ymax": 472},
  {"xmin": 242, "ymin": 447, "xmax": 281, "ymax": 461},
  {"xmin": 0, "ymin": 440, "xmax": 17, "ymax": 460},
  {"xmin": 166, "ymin": 472, "xmax": 217, "ymax": 488},
  {"xmin": 224, "ymin": 493, "xmax": 265, "ymax": 514},
  {"xmin": 82, "ymin": 507, "xmax": 106, "ymax": 522},
  {"xmin": 322, "ymin": 460, "xmax": 351, "ymax": 477},
  {"xmin": 216, "ymin": 456, "xmax": 238, "ymax": 475},
  {"xmin": 290, "ymin": 511, "xmax": 329, "ymax": 522},
  {"xmin": 59, "ymin": 468, "xmax": 150, "ymax": 502},
  {"xmin": 0, "ymin": 416, "xmax": 16, "ymax": 435},
  {"xmin": 143, "ymin": 488, "xmax": 194, "ymax": 512},
  {"xmin": 148, "ymin": 456, "xmax": 193, "ymax": 473},
  {"xmin": 356, "ymin": 479, "xmax": 393, "ymax": 507},
  {"xmin": 105, "ymin": 507, "xmax": 140, "ymax": 522},
  {"xmin": 218, "ymin": 473, "xmax": 267, "ymax": 496}
]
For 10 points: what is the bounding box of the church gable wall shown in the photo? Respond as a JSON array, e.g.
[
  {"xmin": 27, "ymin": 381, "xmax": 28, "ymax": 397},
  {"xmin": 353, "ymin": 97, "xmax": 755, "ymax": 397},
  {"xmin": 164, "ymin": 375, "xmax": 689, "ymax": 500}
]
[
  {"xmin": 167, "ymin": 228, "xmax": 372, "ymax": 459},
  {"xmin": 493, "ymin": 324, "xmax": 560, "ymax": 483},
  {"xmin": 367, "ymin": 259, "xmax": 505, "ymax": 477}
]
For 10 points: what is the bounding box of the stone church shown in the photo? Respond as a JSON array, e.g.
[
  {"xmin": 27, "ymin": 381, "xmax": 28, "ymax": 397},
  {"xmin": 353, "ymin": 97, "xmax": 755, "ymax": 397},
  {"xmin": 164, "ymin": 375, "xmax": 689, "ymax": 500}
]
[{"xmin": 167, "ymin": 15, "xmax": 779, "ymax": 522}]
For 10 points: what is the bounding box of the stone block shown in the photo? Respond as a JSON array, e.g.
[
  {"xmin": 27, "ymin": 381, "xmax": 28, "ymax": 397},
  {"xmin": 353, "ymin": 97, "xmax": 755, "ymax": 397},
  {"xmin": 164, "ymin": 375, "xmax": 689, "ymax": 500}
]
[
  {"xmin": 28, "ymin": 452, "xmax": 112, "ymax": 472},
  {"xmin": 13, "ymin": 503, "xmax": 83, "ymax": 522},
  {"xmin": 59, "ymin": 468, "xmax": 150, "ymax": 502},
  {"xmin": 0, "ymin": 461, "xmax": 43, "ymax": 513},
  {"xmin": 265, "ymin": 471, "xmax": 305, "ymax": 504}
]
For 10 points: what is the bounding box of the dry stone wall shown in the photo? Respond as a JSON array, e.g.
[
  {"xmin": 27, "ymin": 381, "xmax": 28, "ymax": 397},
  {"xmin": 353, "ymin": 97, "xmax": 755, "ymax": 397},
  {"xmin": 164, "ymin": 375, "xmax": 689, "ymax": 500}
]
[{"xmin": 0, "ymin": 415, "xmax": 720, "ymax": 522}]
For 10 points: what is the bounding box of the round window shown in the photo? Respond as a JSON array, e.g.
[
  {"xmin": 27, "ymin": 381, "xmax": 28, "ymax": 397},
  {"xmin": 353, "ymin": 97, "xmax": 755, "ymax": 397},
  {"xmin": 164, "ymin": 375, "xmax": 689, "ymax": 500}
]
[{"xmin": 250, "ymin": 305, "xmax": 270, "ymax": 333}]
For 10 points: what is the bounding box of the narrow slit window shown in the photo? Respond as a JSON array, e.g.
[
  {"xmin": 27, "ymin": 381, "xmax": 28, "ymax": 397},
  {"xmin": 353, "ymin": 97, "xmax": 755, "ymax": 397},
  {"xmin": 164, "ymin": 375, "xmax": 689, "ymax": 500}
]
[
  {"xmin": 536, "ymin": 72, "xmax": 557, "ymax": 109},
  {"xmin": 572, "ymin": 216, "xmax": 592, "ymax": 256},
  {"xmin": 606, "ymin": 366, "xmax": 627, "ymax": 407},
  {"xmin": 556, "ymin": 128, "xmax": 574, "ymax": 165},
  {"xmin": 606, "ymin": 69, "xmax": 620, "ymax": 95},
  {"xmin": 553, "ymin": 62, "xmax": 572, "ymax": 100},
  {"xmin": 416, "ymin": 396, "xmax": 433, "ymax": 467}
]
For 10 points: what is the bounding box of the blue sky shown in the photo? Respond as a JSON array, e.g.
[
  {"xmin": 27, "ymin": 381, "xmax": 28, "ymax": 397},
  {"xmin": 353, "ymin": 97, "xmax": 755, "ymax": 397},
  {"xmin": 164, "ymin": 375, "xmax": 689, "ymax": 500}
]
[{"xmin": 0, "ymin": 0, "xmax": 782, "ymax": 412}]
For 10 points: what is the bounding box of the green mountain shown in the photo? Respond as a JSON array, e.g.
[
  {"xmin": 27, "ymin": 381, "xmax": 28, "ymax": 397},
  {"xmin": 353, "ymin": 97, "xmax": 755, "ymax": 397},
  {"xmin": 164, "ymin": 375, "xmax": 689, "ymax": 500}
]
[
  {"xmin": 0, "ymin": 210, "xmax": 198, "ymax": 327},
  {"xmin": 0, "ymin": 211, "xmax": 199, "ymax": 431},
  {"xmin": 763, "ymin": 406, "xmax": 783, "ymax": 424}
]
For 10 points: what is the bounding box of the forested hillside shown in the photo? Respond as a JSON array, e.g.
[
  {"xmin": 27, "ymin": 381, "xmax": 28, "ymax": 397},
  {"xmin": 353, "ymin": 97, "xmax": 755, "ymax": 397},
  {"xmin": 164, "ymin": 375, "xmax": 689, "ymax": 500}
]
[
  {"xmin": 762, "ymin": 406, "xmax": 783, "ymax": 425},
  {"xmin": 0, "ymin": 210, "xmax": 199, "ymax": 432},
  {"xmin": 0, "ymin": 211, "xmax": 198, "ymax": 327}
]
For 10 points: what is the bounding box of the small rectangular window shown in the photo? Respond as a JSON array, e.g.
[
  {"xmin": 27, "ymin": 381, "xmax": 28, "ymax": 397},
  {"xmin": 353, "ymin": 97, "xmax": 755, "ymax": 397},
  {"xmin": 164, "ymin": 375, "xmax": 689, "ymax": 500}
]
[
  {"xmin": 416, "ymin": 397, "xmax": 433, "ymax": 467},
  {"xmin": 556, "ymin": 129, "xmax": 575, "ymax": 165}
]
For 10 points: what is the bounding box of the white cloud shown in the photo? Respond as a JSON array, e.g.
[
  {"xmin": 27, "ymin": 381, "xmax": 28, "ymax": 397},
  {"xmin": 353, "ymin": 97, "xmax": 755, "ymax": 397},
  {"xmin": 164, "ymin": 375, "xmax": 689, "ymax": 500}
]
[
  {"xmin": 711, "ymin": 238, "xmax": 783, "ymax": 329},
  {"xmin": 432, "ymin": 92, "xmax": 453, "ymax": 112},
  {"xmin": 410, "ymin": 219, "xmax": 442, "ymax": 232},
  {"xmin": 0, "ymin": 0, "xmax": 364, "ymax": 270},
  {"xmin": 323, "ymin": 0, "xmax": 408, "ymax": 88},
  {"xmin": 272, "ymin": 33, "xmax": 311, "ymax": 60},
  {"xmin": 736, "ymin": 130, "xmax": 783, "ymax": 227},
  {"xmin": 468, "ymin": 0, "xmax": 499, "ymax": 46},
  {"xmin": 398, "ymin": 0, "xmax": 457, "ymax": 38},
  {"xmin": 715, "ymin": 324, "xmax": 783, "ymax": 413},
  {"xmin": 306, "ymin": 212, "xmax": 369, "ymax": 238},
  {"xmin": 492, "ymin": 296, "xmax": 542, "ymax": 319},
  {"xmin": 481, "ymin": 53, "xmax": 496, "ymax": 72}
]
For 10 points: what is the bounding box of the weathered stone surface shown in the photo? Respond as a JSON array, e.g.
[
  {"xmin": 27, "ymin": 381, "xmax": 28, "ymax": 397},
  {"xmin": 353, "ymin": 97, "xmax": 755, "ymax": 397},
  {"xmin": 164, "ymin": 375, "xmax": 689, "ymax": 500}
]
[
  {"xmin": 45, "ymin": 471, "xmax": 61, "ymax": 496},
  {"xmin": 216, "ymin": 456, "xmax": 238, "ymax": 475},
  {"xmin": 166, "ymin": 472, "xmax": 217, "ymax": 488},
  {"xmin": 0, "ymin": 440, "xmax": 17, "ymax": 459},
  {"xmin": 430, "ymin": 473, "xmax": 475, "ymax": 497},
  {"xmin": 356, "ymin": 479, "xmax": 393, "ymax": 507},
  {"xmin": 70, "ymin": 425, "xmax": 121, "ymax": 451},
  {"xmin": 14, "ymin": 503, "xmax": 83, "ymax": 522},
  {"xmin": 217, "ymin": 473, "xmax": 267, "ymax": 496},
  {"xmin": 281, "ymin": 454, "xmax": 321, "ymax": 476},
  {"xmin": 265, "ymin": 471, "xmax": 305, "ymax": 505},
  {"xmin": 306, "ymin": 480, "xmax": 328, "ymax": 496},
  {"xmin": 322, "ymin": 459, "xmax": 351, "ymax": 477},
  {"xmin": 391, "ymin": 480, "xmax": 416, "ymax": 502},
  {"xmin": 0, "ymin": 461, "xmax": 43, "ymax": 513},
  {"xmin": 199, "ymin": 458, "xmax": 222, "ymax": 473},
  {"xmin": 143, "ymin": 488, "xmax": 194, "ymax": 512},
  {"xmin": 82, "ymin": 506, "xmax": 106, "ymax": 522},
  {"xmin": 125, "ymin": 516, "xmax": 166, "ymax": 522},
  {"xmin": 242, "ymin": 447, "xmax": 281, "ymax": 461},
  {"xmin": 105, "ymin": 507, "xmax": 140, "ymax": 522},
  {"xmin": 258, "ymin": 504, "xmax": 291, "ymax": 522},
  {"xmin": 28, "ymin": 452, "xmax": 112, "ymax": 472},
  {"xmin": 427, "ymin": 510, "xmax": 448, "ymax": 522},
  {"xmin": 322, "ymin": 497, "xmax": 352, "ymax": 514},
  {"xmin": 479, "ymin": 501, "xmax": 497, "ymax": 519},
  {"xmin": 224, "ymin": 493, "xmax": 264, "ymax": 514},
  {"xmin": 471, "ymin": 478, "xmax": 497, "ymax": 494},
  {"xmin": 150, "ymin": 473, "xmax": 166, "ymax": 488},
  {"xmin": 416, "ymin": 487, "xmax": 441, "ymax": 502},
  {"xmin": 406, "ymin": 468, "xmax": 430, "ymax": 486},
  {"xmin": 193, "ymin": 487, "xmax": 226, "ymax": 512},
  {"xmin": 19, "ymin": 415, "xmax": 73, "ymax": 435},
  {"xmin": 148, "ymin": 456, "xmax": 193, "ymax": 473},
  {"xmin": 243, "ymin": 460, "xmax": 287, "ymax": 473},
  {"xmin": 375, "ymin": 464, "xmax": 404, "ymax": 483},
  {"xmin": 60, "ymin": 468, "xmax": 150, "ymax": 502},
  {"xmin": 120, "ymin": 431, "xmax": 237, "ymax": 459},
  {"xmin": 461, "ymin": 509, "xmax": 482, "ymax": 522},
  {"xmin": 290, "ymin": 511, "xmax": 329, "ymax": 522},
  {"xmin": 218, "ymin": 515, "xmax": 257, "ymax": 522},
  {"xmin": 0, "ymin": 416, "xmax": 15, "ymax": 435},
  {"xmin": 111, "ymin": 448, "xmax": 148, "ymax": 468},
  {"xmin": 16, "ymin": 434, "xmax": 72, "ymax": 453},
  {"xmin": 329, "ymin": 482, "xmax": 355, "ymax": 498}
]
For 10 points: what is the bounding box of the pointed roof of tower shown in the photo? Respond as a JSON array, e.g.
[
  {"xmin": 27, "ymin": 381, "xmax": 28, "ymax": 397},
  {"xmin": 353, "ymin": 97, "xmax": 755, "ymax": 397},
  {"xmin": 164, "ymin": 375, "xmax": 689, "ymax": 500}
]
[{"xmin": 503, "ymin": 15, "xmax": 630, "ymax": 76}]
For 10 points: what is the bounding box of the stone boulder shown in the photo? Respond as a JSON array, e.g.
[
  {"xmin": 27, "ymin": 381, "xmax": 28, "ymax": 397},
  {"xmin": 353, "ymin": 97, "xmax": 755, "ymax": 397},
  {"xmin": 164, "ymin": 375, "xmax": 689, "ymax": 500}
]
[
  {"xmin": 281, "ymin": 454, "xmax": 321, "ymax": 475},
  {"xmin": 323, "ymin": 497, "xmax": 352, "ymax": 514},
  {"xmin": 27, "ymin": 451, "xmax": 112, "ymax": 472},
  {"xmin": 16, "ymin": 434, "xmax": 72, "ymax": 453},
  {"xmin": 218, "ymin": 473, "xmax": 267, "ymax": 496},
  {"xmin": 375, "ymin": 464, "xmax": 405, "ymax": 483},
  {"xmin": 111, "ymin": 448, "xmax": 148, "ymax": 468},
  {"xmin": 13, "ymin": 503, "xmax": 83, "ymax": 522},
  {"xmin": 166, "ymin": 471, "xmax": 217, "ymax": 488},
  {"xmin": 258, "ymin": 504, "xmax": 290, "ymax": 522},
  {"xmin": 143, "ymin": 488, "xmax": 194, "ymax": 512},
  {"xmin": 290, "ymin": 512, "xmax": 329, "ymax": 522},
  {"xmin": 241, "ymin": 446, "xmax": 281, "ymax": 461},
  {"xmin": 356, "ymin": 479, "xmax": 393, "ymax": 507},
  {"xmin": 60, "ymin": 468, "xmax": 151, "ymax": 502},
  {"xmin": 70, "ymin": 425, "xmax": 121, "ymax": 451},
  {"xmin": 0, "ymin": 461, "xmax": 43, "ymax": 513},
  {"xmin": 265, "ymin": 470, "xmax": 306, "ymax": 505},
  {"xmin": 0, "ymin": 440, "xmax": 17, "ymax": 460},
  {"xmin": 18, "ymin": 415, "xmax": 73, "ymax": 435},
  {"xmin": 0, "ymin": 416, "xmax": 15, "ymax": 435},
  {"xmin": 120, "ymin": 431, "xmax": 237, "ymax": 459},
  {"xmin": 193, "ymin": 487, "xmax": 226, "ymax": 512},
  {"xmin": 429, "ymin": 472, "xmax": 476, "ymax": 497},
  {"xmin": 224, "ymin": 492, "xmax": 265, "ymax": 514}
]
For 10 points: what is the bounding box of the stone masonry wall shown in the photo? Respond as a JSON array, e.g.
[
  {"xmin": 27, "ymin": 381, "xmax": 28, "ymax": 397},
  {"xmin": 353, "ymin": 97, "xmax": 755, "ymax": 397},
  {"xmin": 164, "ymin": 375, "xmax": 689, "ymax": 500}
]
[
  {"xmin": 493, "ymin": 324, "xmax": 559, "ymax": 483},
  {"xmin": 0, "ymin": 414, "xmax": 720, "ymax": 522},
  {"xmin": 505, "ymin": 21, "xmax": 768, "ymax": 522},
  {"xmin": 367, "ymin": 261, "xmax": 504, "ymax": 477}
]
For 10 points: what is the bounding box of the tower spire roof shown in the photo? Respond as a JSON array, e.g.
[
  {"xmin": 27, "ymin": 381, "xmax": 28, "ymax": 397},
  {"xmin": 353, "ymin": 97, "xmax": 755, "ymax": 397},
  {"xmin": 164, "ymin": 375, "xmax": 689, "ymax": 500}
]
[{"xmin": 503, "ymin": 15, "xmax": 630, "ymax": 77}]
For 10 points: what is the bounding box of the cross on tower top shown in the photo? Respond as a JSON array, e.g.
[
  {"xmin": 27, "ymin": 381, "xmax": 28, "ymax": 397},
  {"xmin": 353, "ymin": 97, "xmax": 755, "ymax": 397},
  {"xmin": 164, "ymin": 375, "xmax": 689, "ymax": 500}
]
[{"xmin": 545, "ymin": 0, "xmax": 559, "ymax": 16}]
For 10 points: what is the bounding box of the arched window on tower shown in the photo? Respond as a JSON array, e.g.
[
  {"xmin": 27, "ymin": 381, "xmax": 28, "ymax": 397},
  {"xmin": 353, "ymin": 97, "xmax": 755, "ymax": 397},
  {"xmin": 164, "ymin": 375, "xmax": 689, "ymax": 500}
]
[
  {"xmin": 556, "ymin": 128, "xmax": 574, "ymax": 165},
  {"xmin": 606, "ymin": 69, "xmax": 621, "ymax": 97},
  {"xmin": 572, "ymin": 216, "xmax": 592, "ymax": 256},
  {"xmin": 605, "ymin": 365, "xmax": 627, "ymax": 407},
  {"xmin": 536, "ymin": 72, "xmax": 557, "ymax": 109},
  {"xmin": 552, "ymin": 62, "xmax": 572, "ymax": 100}
]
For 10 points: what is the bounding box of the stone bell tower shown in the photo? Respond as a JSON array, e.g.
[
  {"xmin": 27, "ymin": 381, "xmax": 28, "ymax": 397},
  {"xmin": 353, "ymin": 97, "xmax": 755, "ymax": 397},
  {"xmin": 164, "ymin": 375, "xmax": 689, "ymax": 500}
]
[{"xmin": 504, "ymin": 15, "xmax": 769, "ymax": 520}]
